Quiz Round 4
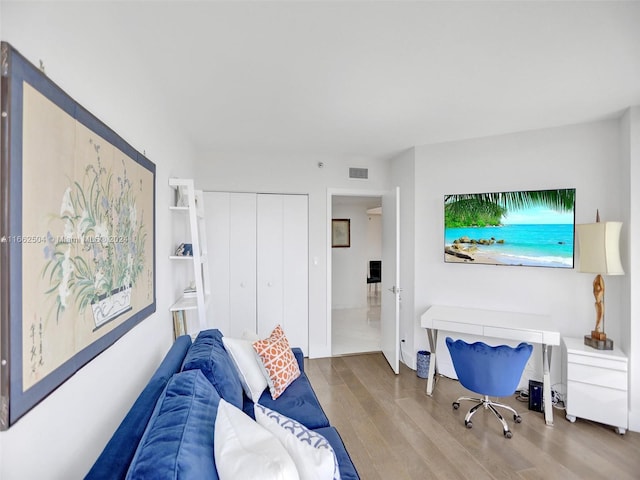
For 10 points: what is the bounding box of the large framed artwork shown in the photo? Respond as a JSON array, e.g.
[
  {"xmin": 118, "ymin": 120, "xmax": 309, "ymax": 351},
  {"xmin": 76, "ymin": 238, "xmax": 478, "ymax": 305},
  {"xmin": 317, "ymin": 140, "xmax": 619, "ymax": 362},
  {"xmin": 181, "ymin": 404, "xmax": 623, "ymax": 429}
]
[
  {"xmin": 0, "ymin": 42, "xmax": 156, "ymax": 429},
  {"xmin": 444, "ymin": 188, "xmax": 576, "ymax": 268}
]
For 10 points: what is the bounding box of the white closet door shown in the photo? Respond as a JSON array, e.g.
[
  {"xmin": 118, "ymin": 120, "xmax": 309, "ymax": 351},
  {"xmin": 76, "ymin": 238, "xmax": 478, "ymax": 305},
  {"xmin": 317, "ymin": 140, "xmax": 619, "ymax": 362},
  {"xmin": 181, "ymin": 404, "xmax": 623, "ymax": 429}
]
[
  {"xmin": 256, "ymin": 194, "xmax": 308, "ymax": 353},
  {"xmin": 228, "ymin": 193, "xmax": 257, "ymax": 337},
  {"xmin": 282, "ymin": 195, "xmax": 308, "ymax": 354},
  {"xmin": 257, "ymin": 194, "xmax": 285, "ymax": 338},
  {"xmin": 205, "ymin": 192, "xmax": 231, "ymax": 334},
  {"xmin": 206, "ymin": 192, "xmax": 308, "ymax": 352}
]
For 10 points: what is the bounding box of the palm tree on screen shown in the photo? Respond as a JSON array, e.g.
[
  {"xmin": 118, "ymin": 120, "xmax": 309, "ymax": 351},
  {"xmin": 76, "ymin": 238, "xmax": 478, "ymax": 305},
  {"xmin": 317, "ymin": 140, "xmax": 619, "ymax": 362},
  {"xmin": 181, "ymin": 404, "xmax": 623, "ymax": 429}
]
[{"xmin": 445, "ymin": 189, "xmax": 575, "ymax": 228}]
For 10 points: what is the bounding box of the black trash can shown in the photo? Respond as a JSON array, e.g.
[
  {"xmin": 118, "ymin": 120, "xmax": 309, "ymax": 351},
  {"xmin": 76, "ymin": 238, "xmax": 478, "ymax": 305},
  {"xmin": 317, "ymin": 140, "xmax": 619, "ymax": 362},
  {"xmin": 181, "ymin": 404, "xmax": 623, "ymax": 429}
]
[{"xmin": 416, "ymin": 350, "xmax": 431, "ymax": 378}]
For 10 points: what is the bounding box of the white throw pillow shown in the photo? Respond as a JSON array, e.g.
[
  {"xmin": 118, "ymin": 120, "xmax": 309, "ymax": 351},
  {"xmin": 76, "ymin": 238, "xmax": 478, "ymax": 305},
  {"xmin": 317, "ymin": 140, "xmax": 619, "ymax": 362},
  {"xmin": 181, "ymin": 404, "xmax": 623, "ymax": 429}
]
[
  {"xmin": 255, "ymin": 404, "xmax": 341, "ymax": 480},
  {"xmin": 243, "ymin": 329, "xmax": 276, "ymax": 391},
  {"xmin": 222, "ymin": 336, "xmax": 268, "ymax": 402},
  {"xmin": 241, "ymin": 329, "xmax": 260, "ymax": 342},
  {"xmin": 214, "ymin": 399, "xmax": 300, "ymax": 480}
]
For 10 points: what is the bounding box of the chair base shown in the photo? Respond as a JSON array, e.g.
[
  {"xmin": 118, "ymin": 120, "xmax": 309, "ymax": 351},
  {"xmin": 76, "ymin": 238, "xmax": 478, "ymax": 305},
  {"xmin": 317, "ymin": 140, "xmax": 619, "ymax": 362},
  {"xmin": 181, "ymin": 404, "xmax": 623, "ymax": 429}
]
[{"xmin": 452, "ymin": 395, "xmax": 522, "ymax": 438}]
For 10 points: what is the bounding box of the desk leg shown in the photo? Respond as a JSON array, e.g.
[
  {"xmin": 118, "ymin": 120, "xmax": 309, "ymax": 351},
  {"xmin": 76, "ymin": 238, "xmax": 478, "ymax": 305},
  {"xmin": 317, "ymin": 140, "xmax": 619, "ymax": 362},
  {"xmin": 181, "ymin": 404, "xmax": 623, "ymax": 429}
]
[
  {"xmin": 542, "ymin": 344, "xmax": 554, "ymax": 426},
  {"xmin": 425, "ymin": 328, "xmax": 438, "ymax": 396}
]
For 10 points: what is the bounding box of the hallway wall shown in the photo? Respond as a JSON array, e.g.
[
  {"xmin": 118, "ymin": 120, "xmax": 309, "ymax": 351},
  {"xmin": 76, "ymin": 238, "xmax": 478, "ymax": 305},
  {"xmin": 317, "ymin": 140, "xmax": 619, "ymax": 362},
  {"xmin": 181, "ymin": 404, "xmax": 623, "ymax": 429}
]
[{"xmin": 331, "ymin": 201, "xmax": 382, "ymax": 309}]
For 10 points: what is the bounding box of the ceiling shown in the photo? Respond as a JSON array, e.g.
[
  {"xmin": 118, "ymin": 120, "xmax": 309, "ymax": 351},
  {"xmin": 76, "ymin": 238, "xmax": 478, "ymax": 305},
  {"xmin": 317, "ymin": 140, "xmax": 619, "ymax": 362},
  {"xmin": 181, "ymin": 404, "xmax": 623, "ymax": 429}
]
[{"xmin": 6, "ymin": 1, "xmax": 640, "ymax": 161}]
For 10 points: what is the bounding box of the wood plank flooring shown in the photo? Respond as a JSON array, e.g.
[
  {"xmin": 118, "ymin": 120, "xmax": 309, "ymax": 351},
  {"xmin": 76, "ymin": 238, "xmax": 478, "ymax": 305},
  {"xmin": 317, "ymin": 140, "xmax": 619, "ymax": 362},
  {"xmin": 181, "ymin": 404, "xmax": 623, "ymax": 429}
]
[{"xmin": 305, "ymin": 353, "xmax": 640, "ymax": 480}]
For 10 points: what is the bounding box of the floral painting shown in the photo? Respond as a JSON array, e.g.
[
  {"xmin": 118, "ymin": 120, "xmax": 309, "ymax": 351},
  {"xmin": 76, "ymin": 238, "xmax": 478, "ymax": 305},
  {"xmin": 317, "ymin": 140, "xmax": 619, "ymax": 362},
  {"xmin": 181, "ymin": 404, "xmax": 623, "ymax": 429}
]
[
  {"xmin": 43, "ymin": 140, "xmax": 147, "ymax": 328},
  {"xmin": 0, "ymin": 42, "xmax": 155, "ymax": 429}
]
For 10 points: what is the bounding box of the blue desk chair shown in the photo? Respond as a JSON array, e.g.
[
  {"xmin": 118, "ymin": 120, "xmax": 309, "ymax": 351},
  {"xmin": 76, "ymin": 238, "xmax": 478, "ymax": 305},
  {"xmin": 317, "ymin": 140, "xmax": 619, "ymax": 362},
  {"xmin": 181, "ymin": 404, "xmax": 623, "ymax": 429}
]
[{"xmin": 445, "ymin": 337, "xmax": 533, "ymax": 438}]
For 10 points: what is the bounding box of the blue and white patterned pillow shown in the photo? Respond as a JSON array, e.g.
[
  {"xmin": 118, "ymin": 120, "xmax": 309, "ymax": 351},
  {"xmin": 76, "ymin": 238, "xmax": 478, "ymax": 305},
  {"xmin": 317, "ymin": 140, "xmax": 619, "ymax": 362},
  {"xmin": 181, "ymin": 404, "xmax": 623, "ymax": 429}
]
[{"xmin": 255, "ymin": 403, "xmax": 341, "ymax": 480}]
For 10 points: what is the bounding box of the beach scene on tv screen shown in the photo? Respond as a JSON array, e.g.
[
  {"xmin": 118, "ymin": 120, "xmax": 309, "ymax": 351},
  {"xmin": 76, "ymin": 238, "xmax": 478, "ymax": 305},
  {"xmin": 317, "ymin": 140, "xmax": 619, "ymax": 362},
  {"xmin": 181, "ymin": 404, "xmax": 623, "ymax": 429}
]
[{"xmin": 444, "ymin": 189, "xmax": 575, "ymax": 268}]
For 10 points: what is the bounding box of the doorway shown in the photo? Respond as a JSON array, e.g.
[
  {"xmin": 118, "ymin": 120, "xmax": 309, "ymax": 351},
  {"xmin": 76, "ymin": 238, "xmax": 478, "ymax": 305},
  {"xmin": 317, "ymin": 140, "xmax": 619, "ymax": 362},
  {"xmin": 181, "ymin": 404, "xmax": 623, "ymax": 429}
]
[{"xmin": 330, "ymin": 195, "xmax": 382, "ymax": 355}]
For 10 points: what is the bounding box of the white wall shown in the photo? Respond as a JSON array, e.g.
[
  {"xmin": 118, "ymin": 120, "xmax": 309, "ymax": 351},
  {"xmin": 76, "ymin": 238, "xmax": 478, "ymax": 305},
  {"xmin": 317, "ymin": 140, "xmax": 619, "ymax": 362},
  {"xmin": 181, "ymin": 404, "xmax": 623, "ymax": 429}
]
[
  {"xmin": 622, "ymin": 106, "xmax": 640, "ymax": 431},
  {"xmin": 366, "ymin": 214, "xmax": 382, "ymax": 264},
  {"xmin": 331, "ymin": 202, "xmax": 381, "ymax": 309},
  {"xmin": 195, "ymin": 153, "xmax": 389, "ymax": 358},
  {"xmin": 0, "ymin": 4, "xmax": 196, "ymax": 478},
  {"xmin": 408, "ymin": 119, "xmax": 628, "ymax": 391}
]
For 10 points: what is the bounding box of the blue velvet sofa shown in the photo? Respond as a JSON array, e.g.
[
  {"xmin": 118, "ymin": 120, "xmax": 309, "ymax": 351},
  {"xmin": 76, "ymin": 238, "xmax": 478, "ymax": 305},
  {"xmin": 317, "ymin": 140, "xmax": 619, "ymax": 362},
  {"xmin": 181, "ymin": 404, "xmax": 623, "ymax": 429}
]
[{"xmin": 85, "ymin": 329, "xmax": 359, "ymax": 479}]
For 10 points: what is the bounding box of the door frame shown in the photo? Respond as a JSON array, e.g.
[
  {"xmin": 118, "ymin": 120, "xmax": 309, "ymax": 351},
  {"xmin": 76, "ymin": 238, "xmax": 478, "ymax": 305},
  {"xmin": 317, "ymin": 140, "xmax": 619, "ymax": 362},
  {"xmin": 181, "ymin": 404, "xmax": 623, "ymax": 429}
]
[{"xmin": 326, "ymin": 188, "xmax": 388, "ymax": 356}]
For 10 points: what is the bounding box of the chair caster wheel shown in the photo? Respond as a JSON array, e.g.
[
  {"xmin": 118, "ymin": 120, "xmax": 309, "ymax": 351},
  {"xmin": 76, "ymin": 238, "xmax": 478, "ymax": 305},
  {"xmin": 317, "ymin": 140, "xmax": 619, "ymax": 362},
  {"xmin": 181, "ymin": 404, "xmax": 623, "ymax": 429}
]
[
  {"xmin": 452, "ymin": 402, "xmax": 460, "ymax": 410},
  {"xmin": 465, "ymin": 420, "xmax": 472, "ymax": 429},
  {"xmin": 514, "ymin": 415, "xmax": 522, "ymax": 423},
  {"xmin": 504, "ymin": 430, "xmax": 512, "ymax": 439}
]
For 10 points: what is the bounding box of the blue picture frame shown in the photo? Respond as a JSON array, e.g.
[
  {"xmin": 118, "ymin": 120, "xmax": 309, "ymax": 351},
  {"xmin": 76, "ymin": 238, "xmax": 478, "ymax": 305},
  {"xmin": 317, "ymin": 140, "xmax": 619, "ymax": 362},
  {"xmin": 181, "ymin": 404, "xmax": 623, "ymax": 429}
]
[{"xmin": 0, "ymin": 42, "xmax": 156, "ymax": 429}]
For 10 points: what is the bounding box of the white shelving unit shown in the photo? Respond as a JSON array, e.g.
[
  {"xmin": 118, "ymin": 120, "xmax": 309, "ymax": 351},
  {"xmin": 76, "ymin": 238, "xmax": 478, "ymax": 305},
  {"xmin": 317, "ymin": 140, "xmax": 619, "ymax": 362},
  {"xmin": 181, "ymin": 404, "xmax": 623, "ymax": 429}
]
[{"xmin": 168, "ymin": 178, "xmax": 211, "ymax": 335}]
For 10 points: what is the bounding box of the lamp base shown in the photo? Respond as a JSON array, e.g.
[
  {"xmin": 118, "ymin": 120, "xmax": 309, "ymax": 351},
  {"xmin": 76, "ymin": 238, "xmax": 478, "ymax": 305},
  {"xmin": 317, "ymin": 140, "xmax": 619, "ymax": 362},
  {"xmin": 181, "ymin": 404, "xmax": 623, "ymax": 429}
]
[{"xmin": 584, "ymin": 334, "xmax": 613, "ymax": 350}]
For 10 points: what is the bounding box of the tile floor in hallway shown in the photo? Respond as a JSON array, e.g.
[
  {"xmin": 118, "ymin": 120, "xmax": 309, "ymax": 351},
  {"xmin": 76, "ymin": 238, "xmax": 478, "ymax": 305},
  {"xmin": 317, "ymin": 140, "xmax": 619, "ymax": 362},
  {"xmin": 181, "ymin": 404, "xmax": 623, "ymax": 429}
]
[{"xmin": 332, "ymin": 289, "xmax": 381, "ymax": 355}]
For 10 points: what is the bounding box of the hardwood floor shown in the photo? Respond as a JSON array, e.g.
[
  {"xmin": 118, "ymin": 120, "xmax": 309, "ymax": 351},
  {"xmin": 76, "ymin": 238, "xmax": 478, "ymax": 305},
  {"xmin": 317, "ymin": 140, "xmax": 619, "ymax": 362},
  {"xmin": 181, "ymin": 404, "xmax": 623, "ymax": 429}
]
[{"xmin": 305, "ymin": 353, "xmax": 640, "ymax": 480}]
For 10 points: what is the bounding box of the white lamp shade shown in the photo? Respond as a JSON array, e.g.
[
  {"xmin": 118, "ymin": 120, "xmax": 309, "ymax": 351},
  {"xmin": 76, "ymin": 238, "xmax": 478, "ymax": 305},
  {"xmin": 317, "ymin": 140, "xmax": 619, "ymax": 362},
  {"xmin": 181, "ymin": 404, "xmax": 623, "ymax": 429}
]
[{"xmin": 576, "ymin": 222, "xmax": 624, "ymax": 275}]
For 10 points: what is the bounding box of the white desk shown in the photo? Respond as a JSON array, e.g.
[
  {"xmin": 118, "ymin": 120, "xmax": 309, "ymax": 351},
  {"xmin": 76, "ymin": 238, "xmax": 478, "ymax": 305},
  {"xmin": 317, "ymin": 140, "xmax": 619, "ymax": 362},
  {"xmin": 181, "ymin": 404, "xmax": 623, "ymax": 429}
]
[{"xmin": 420, "ymin": 305, "xmax": 560, "ymax": 425}]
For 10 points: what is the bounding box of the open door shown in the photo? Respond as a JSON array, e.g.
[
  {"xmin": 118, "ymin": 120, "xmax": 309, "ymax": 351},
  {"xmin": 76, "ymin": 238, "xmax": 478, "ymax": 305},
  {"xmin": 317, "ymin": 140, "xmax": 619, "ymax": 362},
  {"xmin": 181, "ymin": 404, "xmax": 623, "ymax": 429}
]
[{"xmin": 381, "ymin": 187, "xmax": 400, "ymax": 374}]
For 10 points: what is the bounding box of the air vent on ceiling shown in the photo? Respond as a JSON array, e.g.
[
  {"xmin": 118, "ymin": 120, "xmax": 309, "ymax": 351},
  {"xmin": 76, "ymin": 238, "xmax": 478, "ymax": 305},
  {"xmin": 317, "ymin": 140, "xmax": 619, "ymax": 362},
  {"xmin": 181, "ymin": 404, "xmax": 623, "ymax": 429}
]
[{"xmin": 349, "ymin": 167, "xmax": 368, "ymax": 179}]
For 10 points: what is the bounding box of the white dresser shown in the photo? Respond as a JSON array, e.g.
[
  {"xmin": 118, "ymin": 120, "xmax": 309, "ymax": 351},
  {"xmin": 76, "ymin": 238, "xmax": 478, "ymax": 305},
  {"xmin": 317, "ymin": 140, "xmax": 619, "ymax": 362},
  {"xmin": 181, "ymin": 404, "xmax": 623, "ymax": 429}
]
[{"xmin": 563, "ymin": 337, "xmax": 628, "ymax": 434}]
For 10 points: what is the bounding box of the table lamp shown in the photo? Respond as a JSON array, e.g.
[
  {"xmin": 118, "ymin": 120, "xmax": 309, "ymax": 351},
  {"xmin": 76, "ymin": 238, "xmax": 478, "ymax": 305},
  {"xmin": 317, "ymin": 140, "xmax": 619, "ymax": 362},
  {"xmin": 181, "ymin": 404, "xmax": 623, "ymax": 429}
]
[{"xmin": 575, "ymin": 212, "xmax": 624, "ymax": 350}]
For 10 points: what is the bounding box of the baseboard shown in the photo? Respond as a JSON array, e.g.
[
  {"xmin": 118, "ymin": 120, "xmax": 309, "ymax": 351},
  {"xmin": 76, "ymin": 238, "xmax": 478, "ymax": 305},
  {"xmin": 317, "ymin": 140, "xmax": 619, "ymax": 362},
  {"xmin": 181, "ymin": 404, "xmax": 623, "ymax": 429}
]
[
  {"xmin": 309, "ymin": 345, "xmax": 332, "ymax": 359},
  {"xmin": 628, "ymin": 409, "xmax": 640, "ymax": 433},
  {"xmin": 401, "ymin": 344, "xmax": 416, "ymax": 370}
]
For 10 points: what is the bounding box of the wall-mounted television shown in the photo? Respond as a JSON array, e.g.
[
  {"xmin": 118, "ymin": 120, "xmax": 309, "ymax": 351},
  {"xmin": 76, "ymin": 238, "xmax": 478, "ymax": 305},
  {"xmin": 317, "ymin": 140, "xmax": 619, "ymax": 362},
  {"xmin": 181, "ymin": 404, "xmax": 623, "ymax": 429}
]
[{"xmin": 444, "ymin": 188, "xmax": 576, "ymax": 268}]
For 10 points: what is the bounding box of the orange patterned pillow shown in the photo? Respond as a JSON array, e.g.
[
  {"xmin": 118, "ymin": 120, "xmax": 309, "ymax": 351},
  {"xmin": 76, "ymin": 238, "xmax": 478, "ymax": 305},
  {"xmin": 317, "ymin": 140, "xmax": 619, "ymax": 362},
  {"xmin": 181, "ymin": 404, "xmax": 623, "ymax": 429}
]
[{"xmin": 252, "ymin": 325, "xmax": 301, "ymax": 400}]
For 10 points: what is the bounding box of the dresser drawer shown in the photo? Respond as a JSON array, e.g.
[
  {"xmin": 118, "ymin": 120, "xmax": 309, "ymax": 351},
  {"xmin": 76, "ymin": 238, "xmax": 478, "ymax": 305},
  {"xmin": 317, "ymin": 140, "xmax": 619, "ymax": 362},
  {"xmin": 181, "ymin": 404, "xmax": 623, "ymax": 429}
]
[
  {"xmin": 567, "ymin": 380, "xmax": 628, "ymax": 429},
  {"xmin": 567, "ymin": 362, "xmax": 627, "ymax": 390},
  {"xmin": 434, "ymin": 320, "xmax": 482, "ymax": 335},
  {"xmin": 567, "ymin": 352, "xmax": 627, "ymax": 372},
  {"xmin": 484, "ymin": 326, "xmax": 543, "ymax": 344}
]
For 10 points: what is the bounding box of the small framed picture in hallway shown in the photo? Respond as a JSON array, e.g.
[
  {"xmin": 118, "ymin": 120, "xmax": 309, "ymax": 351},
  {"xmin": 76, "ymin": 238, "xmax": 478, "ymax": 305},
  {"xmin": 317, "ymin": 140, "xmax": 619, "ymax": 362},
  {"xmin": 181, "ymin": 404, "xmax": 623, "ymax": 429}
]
[{"xmin": 332, "ymin": 219, "xmax": 351, "ymax": 248}]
